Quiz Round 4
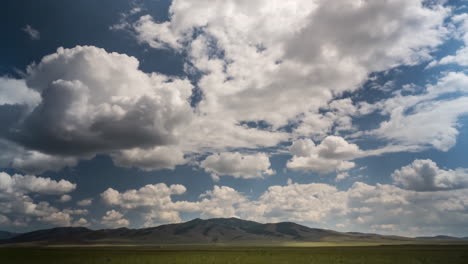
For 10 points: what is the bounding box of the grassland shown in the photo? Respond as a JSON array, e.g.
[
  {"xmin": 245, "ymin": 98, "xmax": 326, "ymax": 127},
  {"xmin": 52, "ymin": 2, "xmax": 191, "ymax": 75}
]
[{"xmin": 1, "ymin": 244, "xmax": 468, "ymax": 264}]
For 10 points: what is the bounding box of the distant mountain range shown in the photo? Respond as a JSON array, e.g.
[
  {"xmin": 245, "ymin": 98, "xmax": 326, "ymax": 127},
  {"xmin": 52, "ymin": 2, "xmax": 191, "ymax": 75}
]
[{"xmin": 1, "ymin": 218, "xmax": 467, "ymax": 245}]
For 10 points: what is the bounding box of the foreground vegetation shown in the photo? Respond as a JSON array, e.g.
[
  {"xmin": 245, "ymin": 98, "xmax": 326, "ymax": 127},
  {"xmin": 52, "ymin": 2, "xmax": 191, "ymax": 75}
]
[{"xmin": 1, "ymin": 245, "xmax": 467, "ymax": 264}]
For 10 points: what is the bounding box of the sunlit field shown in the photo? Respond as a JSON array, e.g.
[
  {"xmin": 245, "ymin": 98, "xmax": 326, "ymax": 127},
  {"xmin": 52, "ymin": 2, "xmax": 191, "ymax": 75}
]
[{"xmin": 1, "ymin": 245, "xmax": 467, "ymax": 264}]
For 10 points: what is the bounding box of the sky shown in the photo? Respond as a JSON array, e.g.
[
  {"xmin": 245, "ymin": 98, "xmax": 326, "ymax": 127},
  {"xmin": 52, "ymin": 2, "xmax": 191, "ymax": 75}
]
[{"xmin": 1, "ymin": 0, "xmax": 468, "ymax": 237}]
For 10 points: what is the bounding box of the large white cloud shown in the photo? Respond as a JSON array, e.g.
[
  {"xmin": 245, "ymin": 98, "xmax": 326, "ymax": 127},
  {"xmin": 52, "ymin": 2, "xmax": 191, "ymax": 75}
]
[
  {"xmin": 131, "ymin": 0, "xmax": 449, "ymax": 129},
  {"xmin": 101, "ymin": 183, "xmax": 188, "ymax": 226},
  {"xmin": 0, "ymin": 45, "xmax": 288, "ymax": 173},
  {"xmin": 101, "ymin": 210, "xmax": 129, "ymax": 228},
  {"xmin": 18, "ymin": 46, "xmax": 194, "ymax": 156},
  {"xmin": 363, "ymin": 72, "xmax": 468, "ymax": 151},
  {"xmin": 101, "ymin": 183, "xmax": 187, "ymax": 209},
  {"xmin": 0, "ymin": 171, "xmax": 88, "ymax": 228},
  {"xmin": 287, "ymin": 136, "xmax": 361, "ymax": 174},
  {"xmin": 200, "ymin": 152, "xmax": 274, "ymax": 180},
  {"xmin": 392, "ymin": 159, "xmax": 468, "ymax": 191},
  {"xmin": 196, "ymin": 185, "xmax": 247, "ymax": 218},
  {"xmin": 1, "ymin": 1, "xmax": 454, "ymax": 174},
  {"xmin": 0, "ymin": 172, "xmax": 76, "ymax": 195},
  {"xmin": 100, "ymin": 180, "xmax": 468, "ymax": 236}
]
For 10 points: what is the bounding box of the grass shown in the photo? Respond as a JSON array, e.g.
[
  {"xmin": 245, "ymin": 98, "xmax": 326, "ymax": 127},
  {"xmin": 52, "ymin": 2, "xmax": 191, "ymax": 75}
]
[{"xmin": 1, "ymin": 245, "xmax": 467, "ymax": 263}]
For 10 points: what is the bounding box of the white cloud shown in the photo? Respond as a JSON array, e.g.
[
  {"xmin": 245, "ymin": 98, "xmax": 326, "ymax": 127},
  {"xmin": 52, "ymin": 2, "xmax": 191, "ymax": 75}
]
[
  {"xmin": 243, "ymin": 181, "xmax": 468, "ymax": 236},
  {"xmin": 72, "ymin": 217, "xmax": 90, "ymax": 227},
  {"xmin": 101, "ymin": 183, "xmax": 187, "ymax": 226},
  {"xmin": 0, "ymin": 172, "xmax": 76, "ymax": 195},
  {"xmin": 345, "ymin": 182, "xmax": 468, "ymax": 236},
  {"xmin": 287, "ymin": 136, "xmax": 360, "ymax": 174},
  {"xmin": 430, "ymin": 13, "xmax": 468, "ymax": 67},
  {"xmin": 133, "ymin": 15, "xmax": 182, "ymax": 49},
  {"xmin": 336, "ymin": 172, "xmax": 350, "ymax": 182},
  {"xmin": 0, "ymin": 77, "xmax": 40, "ymax": 107},
  {"xmin": 0, "ymin": 1, "xmax": 457, "ymax": 175},
  {"xmin": 130, "ymin": 0, "xmax": 448, "ymax": 130},
  {"xmin": 101, "ymin": 183, "xmax": 186, "ymax": 209},
  {"xmin": 196, "ymin": 185, "xmax": 247, "ymax": 218},
  {"xmin": 58, "ymin": 194, "xmax": 72, "ymax": 203},
  {"xmin": 0, "ymin": 45, "xmax": 288, "ymax": 173},
  {"xmin": 111, "ymin": 146, "xmax": 186, "ymax": 171},
  {"xmin": 11, "ymin": 151, "xmax": 79, "ymax": 174},
  {"xmin": 99, "ymin": 183, "xmax": 247, "ymax": 226},
  {"xmin": 19, "ymin": 46, "xmax": 193, "ymax": 156},
  {"xmin": 77, "ymin": 198, "xmax": 93, "ymax": 207},
  {"xmin": 101, "ymin": 210, "xmax": 129, "ymax": 228},
  {"xmin": 239, "ymin": 182, "xmax": 348, "ymax": 224},
  {"xmin": 200, "ymin": 152, "xmax": 274, "ymax": 180},
  {"xmin": 392, "ymin": 159, "xmax": 468, "ymax": 191},
  {"xmin": 365, "ymin": 72, "xmax": 468, "ymax": 151},
  {"xmin": 0, "ymin": 140, "xmax": 78, "ymax": 175},
  {"xmin": 40, "ymin": 212, "xmax": 72, "ymax": 226},
  {"xmin": 99, "ymin": 179, "xmax": 468, "ymax": 236},
  {"xmin": 22, "ymin": 25, "xmax": 40, "ymax": 40},
  {"xmin": 63, "ymin": 208, "xmax": 88, "ymax": 216},
  {"xmin": 0, "ymin": 172, "xmax": 86, "ymax": 228}
]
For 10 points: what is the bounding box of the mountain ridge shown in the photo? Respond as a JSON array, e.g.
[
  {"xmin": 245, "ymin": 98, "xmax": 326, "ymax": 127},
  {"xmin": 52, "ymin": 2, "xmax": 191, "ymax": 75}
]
[{"xmin": 1, "ymin": 217, "xmax": 467, "ymax": 245}]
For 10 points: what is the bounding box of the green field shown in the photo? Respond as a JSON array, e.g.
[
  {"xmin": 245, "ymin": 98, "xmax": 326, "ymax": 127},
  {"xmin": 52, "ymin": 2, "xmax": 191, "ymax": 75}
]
[{"xmin": 1, "ymin": 245, "xmax": 468, "ymax": 264}]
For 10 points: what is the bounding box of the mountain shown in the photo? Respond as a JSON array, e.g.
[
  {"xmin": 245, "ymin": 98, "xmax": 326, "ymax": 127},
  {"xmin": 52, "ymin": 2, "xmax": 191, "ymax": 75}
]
[
  {"xmin": 0, "ymin": 218, "xmax": 464, "ymax": 245},
  {"xmin": 0, "ymin": 231, "xmax": 20, "ymax": 240},
  {"xmin": 416, "ymin": 235, "xmax": 465, "ymax": 240}
]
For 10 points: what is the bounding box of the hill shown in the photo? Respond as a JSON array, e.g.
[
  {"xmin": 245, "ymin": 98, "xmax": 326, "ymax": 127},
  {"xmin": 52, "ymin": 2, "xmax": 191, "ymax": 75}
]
[
  {"xmin": 0, "ymin": 231, "xmax": 20, "ymax": 240},
  {"xmin": 1, "ymin": 218, "xmax": 466, "ymax": 245}
]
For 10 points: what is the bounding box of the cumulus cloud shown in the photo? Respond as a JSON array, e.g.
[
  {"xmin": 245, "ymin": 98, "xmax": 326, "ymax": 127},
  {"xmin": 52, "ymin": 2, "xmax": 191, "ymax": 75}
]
[
  {"xmin": 364, "ymin": 72, "xmax": 468, "ymax": 151},
  {"xmin": 63, "ymin": 208, "xmax": 89, "ymax": 216},
  {"xmin": 0, "ymin": 171, "xmax": 86, "ymax": 228},
  {"xmin": 40, "ymin": 212, "xmax": 72, "ymax": 226},
  {"xmin": 99, "ymin": 182, "xmax": 249, "ymax": 226},
  {"xmin": 0, "ymin": 172, "xmax": 76, "ymax": 195},
  {"xmin": 14, "ymin": 46, "xmax": 193, "ymax": 156},
  {"xmin": 240, "ymin": 182, "xmax": 348, "ymax": 223},
  {"xmin": 0, "ymin": 140, "xmax": 78, "ymax": 175},
  {"xmin": 11, "ymin": 150, "xmax": 79, "ymax": 174},
  {"xmin": 101, "ymin": 183, "xmax": 186, "ymax": 208},
  {"xmin": 237, "ymin": 181, "xmax": 468, "ymax": 236},
  {"xmin": 0, "ymin": 45, "xmax": 288, "ymax": 173},
  {"xmin": 72, "ymin": 217, "xmax": 90, "ymax": 227},
  {"xmin": 200, "ymin": 152, "xmax": 274, "ymax": 180},
  {"xmin": 197, "ymin": 185, "xmax": 247, "ymax": 218},
  {"xmin": 130, "ymin": 0, "xmax": 448, "ymax": 130},
  {"xmin": 101, "ymin": 183, "xmax": 187, "ymax": 226},
  {"xmin": 77, "ymin": 198, "xmax": 93, "ymax": 207},
  {"xmin": 287, "ymin": 136, "xmax": 361, "ymax": 174},
  {"xmin": 392, "ymin": 159, "xmax": 468, "ymax": 191},
  {"xmin": 101, "ymin": 210, "xmax": 129, "ymax": 228},
  {"xmin": 111, "ymin": 146, "xmax": 186, "ymax": 171},
  {"xmin": 99, "ymin": 180, "xmax": 468, "ymax": 236},
  {"xmin": 58, "ymin": 194, "xmax": 72, "ymax": 203},
  {"xmin": 1, "ymin": 1, "xmax": 453, "ymax": 175}
]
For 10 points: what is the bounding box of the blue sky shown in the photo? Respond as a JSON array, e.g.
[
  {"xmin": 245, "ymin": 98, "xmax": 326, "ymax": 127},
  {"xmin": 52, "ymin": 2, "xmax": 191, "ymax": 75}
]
[{"xmin": 1, "ymin": 0, "xmax": 468, "ymax": 237}]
